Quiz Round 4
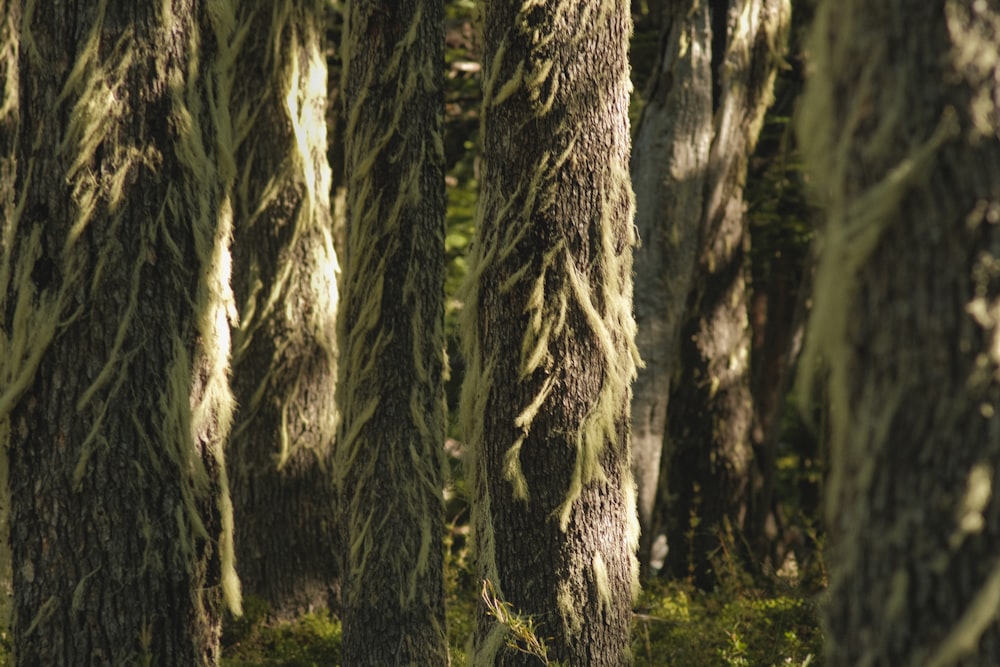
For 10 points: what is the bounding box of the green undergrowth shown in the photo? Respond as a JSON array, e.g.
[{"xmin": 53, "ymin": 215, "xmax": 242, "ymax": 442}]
[
  {"xmin": 222, "ymin": 596, "xmax": 342, "ymax": 667},
  {"xmin": 632, "ymin": 577, "xmax": 822, "ymax": 667},
  {"xmin": 222, "ymin": 554, "xmax": 823, "ymax": 666},
  {"xmin": 0, "ymin": 517, "xmax": 822, "ymax": 666}
]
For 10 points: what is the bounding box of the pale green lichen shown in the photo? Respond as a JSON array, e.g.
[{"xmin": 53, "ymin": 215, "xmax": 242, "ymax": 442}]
[
  {"xmin": 335, "ymin": 6, "xmax": 447, "ymax": 656},
  {"xmin": 592, "ymin": 552, "xmax": 613, "ymax": 616},
  {"xmin": 228, "ymin": 0, "xmax": 338, "ymax": 476},
  {"xmin": 462, "ymin": 0, "xmax": 640, "ymax": 660},
  {"xmin": 22, "ymin": 595, "xmax": 57, "ymax": 639},
  {"xmin": 926, "ymin": 559, "xmax": 1000, "ymax": 667},
  {"xmin": 796, "ymin": 3, "xmax": 1000, "ymax": 663},
  {"xmin": 556, "ymin": 578, "xmax": 583, "ymax": 640},
  {"xmin": 1, "ymin": 0, "xmax": 244, "ymax": 623},
  {"xmin": 796, "ymin": 0, "xmax": 959, "ymax": 530}
]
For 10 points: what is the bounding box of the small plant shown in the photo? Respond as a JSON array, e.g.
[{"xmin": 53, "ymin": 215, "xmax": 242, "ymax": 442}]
[
  {"xmin": 221, "ymin": 601, "xmax": 342, "ymax": 667},
  {"xmin": 481, "ymin": 579, "xmax": 553, "ymax": 665}
]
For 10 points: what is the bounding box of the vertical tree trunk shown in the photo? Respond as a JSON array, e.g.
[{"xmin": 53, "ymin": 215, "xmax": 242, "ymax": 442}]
[
  {"xmin": 630, "ymin": 0, "xmax": 714, "ymax": 575},
  {"xmin": 228, "ymin": 0, "xmax": 340, "ymax": 620},
  {"xmin": 662, "ymin": 0, "xmax": 788, "ymax": 586},
  {"xmin": 0, "ymin": 0, "xmax": 19, "ymax": 629},
  {"xmin": 335, "ymin": 0, "xmax": 449, "ymax": 663},
  {"xmin": 799, "ymin": 1, "xmax": 1000, "ymax": 664},
  {"xmin": 0, "ymin": 1, "xmax": 240, "ymax": 664},
  {"xmin": 463, "ymin": 0, "xmax": 639, "ymax": 664},
  {"xmin": 629, "ymin": 0, "xmax": 788, "ymax": 581}
]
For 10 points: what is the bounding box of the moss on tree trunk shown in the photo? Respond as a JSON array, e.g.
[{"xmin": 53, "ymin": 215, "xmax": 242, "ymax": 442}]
[
  {"xmin": 228, "ymin": 0, "xmax": 340, "ymax": 620},
  {"xmin": 799, "ymin": 1, "xmax": 1000, "ymax": 664},
  {"xmin": 462, "ymin": 1, "xmax": 640, "ymax": 664},
  {"xmin": 0, "ymin": 1, "xmax": 240, "ymax": 663},
  {"xmin": 334, "ymin": 0, "xmax": 450, "ymax": 663}
]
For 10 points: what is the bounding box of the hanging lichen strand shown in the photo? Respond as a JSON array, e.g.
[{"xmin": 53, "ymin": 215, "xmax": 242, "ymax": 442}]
[
  {"xmin": 0, "ymin": 0, "xmax": 240, "ymax": 663},
  {"xmin": 461, "ymin": 0, "xmax": 640, "ymax": 663},
  {"xmin": 797, "ymin": 1, "xmax": 1000, "ymax": 665},
  {"xmin": 334, "ymin": 0, "xmax": 449, "ymax": 663},
  {"xmin": 227, "ymin": 0, "xmax": 340, "ymax": 617}
]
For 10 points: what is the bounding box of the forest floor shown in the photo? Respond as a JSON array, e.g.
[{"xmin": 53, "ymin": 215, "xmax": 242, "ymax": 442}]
[{"xmin": 221, "ymin": 545, "xmax": 826, "ymax": 666}]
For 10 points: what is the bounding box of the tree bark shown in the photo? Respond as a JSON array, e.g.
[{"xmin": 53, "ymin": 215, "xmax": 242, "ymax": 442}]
[
  {"xmin": 462, "ymin": 0, "xmax": 639, "ymax": 664},
  {"xmin": 0, "ymin": 1, "xmax": 240, "ymax": 664},
  {"xmin": 629, "ymin": 0, "xmax": 788, "ymax": 581},
  {"xmin": 799, "ymin": 1, "xmax": 1000, "ymax": 664},
  {"xmin": 0, "ymin": 0, "xmax": 19, "ymax": 629},
  {"xmin": 335, "ymin": 0, "xmax": 450, "ymax": 663},
  {"xmin": 228, "ymin": 0, "xmax": 340, "ymax": 620},
  {"xmin": 629, "ymin": 0, "xmax": 714, "ymax": 576}
]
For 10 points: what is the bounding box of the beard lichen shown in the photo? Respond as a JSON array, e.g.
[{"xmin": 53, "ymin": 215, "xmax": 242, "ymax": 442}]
[
  {"xmin": 795, "ymin": 1, "xmax": 959, "ymax": 530},
  {"xmin": 334, "ymin": 2, "xmax": 448, "ymax": 661},
  {"xmin": 228, "ymin": 0, "xmax": 338, "ymax": 474},
  {"xmin": 1, "ymin": 0, "xmax": 244, "ymax": 628},
  {"xmin": 462, "ymin": 0, "xmax": 639, "ymax": 661}
]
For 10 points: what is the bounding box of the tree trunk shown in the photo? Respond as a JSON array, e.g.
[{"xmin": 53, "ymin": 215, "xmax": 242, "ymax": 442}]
[
  {"xmin": 663, "ymin": 0, "xmax": 788, "ymax": 586},
  {"xmin": 629, "ymin": 0, "xmax": 788, "ymax": 582},
  {"xmin": 799, "ymin": 1, "xmax": 1000, "ymax": 664},
  {"xmin": 0, "ymin": 2, "xmax": 240, "ymax": 664},
  {"xmin": 629, "ymin": 0, "xmax": 714, "ymax": 576},
  {"xmin": 228, "ymin": 0, "xmax": 340, "ymax": 620},
  {"xmin": 0, "ymin": 0, "xmax": 19, "ymax": 629},
  {"xmin": 743, "ymin": 0, "xmax": 815, "ymax": 574},
  {"xmin": 462, "ymin": 0, "xmax": 639, "ymax": 664},
  {"xmin": 335, "ymin": 0, "xmax": 450, "ymax": 663}
]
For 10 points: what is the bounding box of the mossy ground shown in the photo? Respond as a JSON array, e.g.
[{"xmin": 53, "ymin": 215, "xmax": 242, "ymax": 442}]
[{"xmin": 220, "ymin": 548, "xmax": 823, "ymax": 666}]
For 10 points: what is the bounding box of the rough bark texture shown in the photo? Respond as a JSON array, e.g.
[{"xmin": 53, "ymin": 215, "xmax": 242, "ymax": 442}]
[
  {"xmin": 335, "ymin": 0, "xmax": 449, "ymax": 663},
  {"xmin": 0, "ymin": 1, "xmax": 240, "ymax": 664},
  {"xmin": 630, "ymin": 0, "xmax": 714, "ymax": 576},
  {"xmin": 799, "ymin": 1, "xmax": 1000, "ymax": 664},
  {"xmin": 228, "ymin": 0, "xmax": 340, "ymax": 620},
  {"xmin": 0, "ymin": 0, "xmax": 19, "ymax": 627},
  {"xmin": 628, "ymin": 0, "xmax": 788, "ymax": 582},
  {"xmin": 462, "ymin": 0, "xmax": 639, "ymax": 664}
]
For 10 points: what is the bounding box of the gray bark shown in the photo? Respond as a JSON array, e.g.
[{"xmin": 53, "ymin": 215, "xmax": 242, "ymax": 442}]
[
  {"xmin": 629, "ymin": 0, "xmax": 714, "ymax": 574},
  {"xmin": 629, "ymin": 0, "xmax": 788, "ymax": 580}
]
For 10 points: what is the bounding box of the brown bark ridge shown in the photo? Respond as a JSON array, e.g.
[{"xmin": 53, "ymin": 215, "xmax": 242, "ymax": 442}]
[
  {"xmin": 629, "ymin": 0, "xmax": 714, "ymax": 575},
  {"xmin": 335, "ymin": 0, "xmax": 449, "ymax": 663},
  {"xmin": 461, "ymin": 0, "xmax": 640, "ymax": 664},
  {"xmin": 228, "ymin": 0, "xmax": 340, "ymax": 620},
  {"xmin": 0, "ymin": 1, "xmax": 240, "ymax": 664},
  {"xmin": 798, "ymin": 1, "xmax": 1000, "ymax": 664}
]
